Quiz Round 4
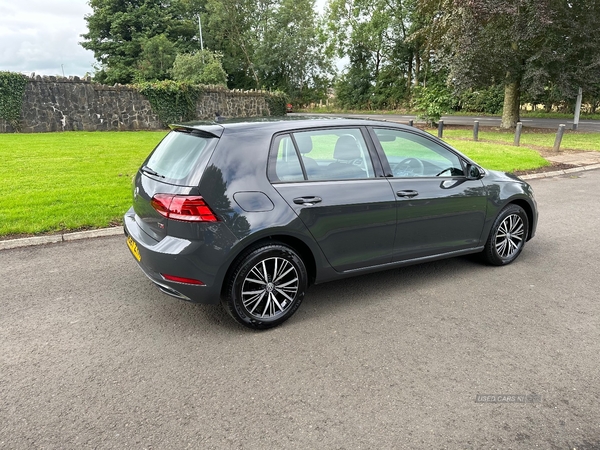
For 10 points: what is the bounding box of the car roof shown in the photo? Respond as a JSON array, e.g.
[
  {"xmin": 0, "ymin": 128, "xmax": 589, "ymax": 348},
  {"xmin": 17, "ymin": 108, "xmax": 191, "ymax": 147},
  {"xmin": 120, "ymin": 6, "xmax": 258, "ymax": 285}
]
[{"xmin": 170, "ymin": 116, "xmax": 413, "ymax": 135}]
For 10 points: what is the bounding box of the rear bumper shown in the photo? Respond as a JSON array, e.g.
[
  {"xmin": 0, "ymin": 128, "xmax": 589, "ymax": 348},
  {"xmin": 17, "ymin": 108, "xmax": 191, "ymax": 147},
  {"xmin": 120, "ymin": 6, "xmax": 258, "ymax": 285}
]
[{"xmin": 123, "ymin": 208, "xmax": 222, "ymax": 305}]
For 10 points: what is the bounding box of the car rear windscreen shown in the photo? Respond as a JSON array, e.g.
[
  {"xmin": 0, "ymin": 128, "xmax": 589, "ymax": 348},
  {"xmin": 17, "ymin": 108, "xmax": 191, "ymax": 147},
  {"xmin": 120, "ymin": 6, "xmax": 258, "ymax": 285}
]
[{"xmin": 144, "ymin": 130, "xmax": 218, "ymax": 185}]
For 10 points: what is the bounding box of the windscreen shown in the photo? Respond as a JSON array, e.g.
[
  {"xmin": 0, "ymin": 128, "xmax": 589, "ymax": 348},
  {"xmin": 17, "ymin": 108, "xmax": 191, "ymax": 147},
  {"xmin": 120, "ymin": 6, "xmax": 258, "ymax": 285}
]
[{"xmin": 144, "ymin": 130, "xmax": 217, "ymax": 185}]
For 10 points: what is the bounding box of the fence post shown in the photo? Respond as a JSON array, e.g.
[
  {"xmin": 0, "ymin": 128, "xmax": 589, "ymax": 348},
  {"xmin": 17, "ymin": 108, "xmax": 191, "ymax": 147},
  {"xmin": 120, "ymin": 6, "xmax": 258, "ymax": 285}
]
[
  {"xmin": 514, "ymin": 122, "xmax": 523, "ymax": 146},
  {"xmin": 573, "ymin": 87, "xmax": 583, "ymax": 131},
  {"xmin": 408, "ymin": 119, "xmax": 413, "ymax": 127},
  {"xmin": 438, "ymin": 120, "xmax": 444, "ymax": 138},
  {"xmin": 473, "ymin": 121, "xmax": 479, "ymax": 141},
  {"xmin": 553, "ymin": 124, "xmax": 566, "ymax": 151}
]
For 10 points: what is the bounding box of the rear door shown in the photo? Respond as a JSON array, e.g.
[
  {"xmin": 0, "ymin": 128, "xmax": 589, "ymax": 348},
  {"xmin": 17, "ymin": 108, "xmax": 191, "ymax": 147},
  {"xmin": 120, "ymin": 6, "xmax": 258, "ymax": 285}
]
[
  {"xmin": 369, "ymin": 127, "xmax": 488, "ymax": 261},
  {"xmin": 269, "ymin": 127, "xmax": 397, "ymax": 272}
]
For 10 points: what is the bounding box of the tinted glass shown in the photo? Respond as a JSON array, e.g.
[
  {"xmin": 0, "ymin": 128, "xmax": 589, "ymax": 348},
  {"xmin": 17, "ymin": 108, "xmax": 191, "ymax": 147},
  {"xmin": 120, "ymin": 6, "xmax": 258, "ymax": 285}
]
[
  {"xmin": 292, "ymin": 128, "xmax": 375, "ymax": 180},
  {"xmin": 145, "ymin": 130, "xmax": 216, "ymax": 183},
  {"xmin": 272, "ymin": 135, "xmax": 304, "ymax": 182},
  {"xmin": 373, "ymin": 128, "xmax": 464, "ymax": 178}
]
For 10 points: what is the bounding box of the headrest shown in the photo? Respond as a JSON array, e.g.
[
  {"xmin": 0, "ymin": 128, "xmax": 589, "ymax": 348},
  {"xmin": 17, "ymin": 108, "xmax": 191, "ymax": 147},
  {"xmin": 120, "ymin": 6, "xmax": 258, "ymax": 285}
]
[
  {"xmin": 295, "ymin": 134, "xmax": 313, "ymax": 154},
  {"xmin": 333, "ymin": 135, "xmax": 361, "ymax": 160}
]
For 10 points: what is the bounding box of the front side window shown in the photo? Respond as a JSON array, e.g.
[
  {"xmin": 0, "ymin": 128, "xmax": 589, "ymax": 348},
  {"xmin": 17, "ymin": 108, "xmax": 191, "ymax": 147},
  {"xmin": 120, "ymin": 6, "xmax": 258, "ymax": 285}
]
[{"xmin": 373, "ymin": 128, "xmax": 464, "ymax": 178}]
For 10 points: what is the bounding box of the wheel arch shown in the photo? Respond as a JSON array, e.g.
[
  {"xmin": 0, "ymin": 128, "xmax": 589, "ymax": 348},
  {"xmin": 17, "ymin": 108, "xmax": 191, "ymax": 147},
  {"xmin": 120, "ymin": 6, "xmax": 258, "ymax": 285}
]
[
  {"xmin": 220, "ymin": 234, "xmax": 318, "ymax": 298},
  {"xmin": 507, "ymin": 198, "xmax": 535, "ymax": 241}
]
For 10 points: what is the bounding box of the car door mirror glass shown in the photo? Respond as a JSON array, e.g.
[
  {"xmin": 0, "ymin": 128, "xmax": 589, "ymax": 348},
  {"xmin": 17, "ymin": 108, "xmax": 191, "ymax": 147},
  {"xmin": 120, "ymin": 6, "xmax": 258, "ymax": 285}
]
[{"xmin": 466, "ymin": 164, "xmax": 483, "ymax": 179}]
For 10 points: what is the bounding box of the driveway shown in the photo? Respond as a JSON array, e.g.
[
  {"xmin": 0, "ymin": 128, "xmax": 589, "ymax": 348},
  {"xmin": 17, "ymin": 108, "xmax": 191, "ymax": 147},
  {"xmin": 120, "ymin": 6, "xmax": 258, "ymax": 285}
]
[{"xmin": 1, "ymin": 170, "xmax": 599, "ymax": 449}]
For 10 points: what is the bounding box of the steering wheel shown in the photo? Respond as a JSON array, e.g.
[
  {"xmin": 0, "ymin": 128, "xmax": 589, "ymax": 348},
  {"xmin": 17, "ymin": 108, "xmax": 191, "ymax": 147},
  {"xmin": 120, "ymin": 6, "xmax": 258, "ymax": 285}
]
[{"xmin": 395, "ymin": 158, "xmax": 425, "ymax": 177}]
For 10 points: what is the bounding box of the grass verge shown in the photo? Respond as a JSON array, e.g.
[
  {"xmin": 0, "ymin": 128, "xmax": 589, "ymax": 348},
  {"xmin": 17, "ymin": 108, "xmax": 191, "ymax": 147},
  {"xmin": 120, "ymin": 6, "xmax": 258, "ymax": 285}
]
[
  {"xmin": 0, "ymin": 131, "xmax": 167, "ymax": 237},
  {"xmin": 438, "ymin": 129, "xmax": 600, "ymax": 152},
  {"xmin": 441, "ymin": 139, "xmax": 549, "ymax": 172}
]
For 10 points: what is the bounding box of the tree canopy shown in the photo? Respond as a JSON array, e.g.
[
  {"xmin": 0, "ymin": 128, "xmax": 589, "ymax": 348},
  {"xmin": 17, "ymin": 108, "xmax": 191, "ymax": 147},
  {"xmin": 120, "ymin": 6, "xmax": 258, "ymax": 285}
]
[
  {"xmin": 80, "ymin": 0, "xmax": 600, "ymax": 122},
  {"xmin": 81, "ymin": 0, "xmax": 204, "ymax": 84},
  {"xmin": 171, "ymin": 50, "xmax": 228, "ymax": 86}
]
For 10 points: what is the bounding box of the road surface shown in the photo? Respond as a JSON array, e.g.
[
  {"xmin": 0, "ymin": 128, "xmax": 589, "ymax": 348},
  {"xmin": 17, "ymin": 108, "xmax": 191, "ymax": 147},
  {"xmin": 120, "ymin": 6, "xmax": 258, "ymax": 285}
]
[{"xmin": 1, "ymin": 170, "xmax": 600, "ymax": 449}]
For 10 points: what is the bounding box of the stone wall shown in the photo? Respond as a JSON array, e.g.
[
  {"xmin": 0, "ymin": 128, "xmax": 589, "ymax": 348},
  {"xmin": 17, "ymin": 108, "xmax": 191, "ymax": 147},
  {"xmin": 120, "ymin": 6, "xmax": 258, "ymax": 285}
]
[{"xmin": 0, "ymin": 75, "xmax": 273, "ymax": 133}]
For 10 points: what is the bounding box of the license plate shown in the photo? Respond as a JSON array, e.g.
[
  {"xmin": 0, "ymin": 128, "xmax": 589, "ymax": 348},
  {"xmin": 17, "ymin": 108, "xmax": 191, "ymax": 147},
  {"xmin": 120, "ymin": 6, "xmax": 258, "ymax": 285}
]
[{"xmin": 127, "ymin": 236, "xmax": 141, "ymax": 261}]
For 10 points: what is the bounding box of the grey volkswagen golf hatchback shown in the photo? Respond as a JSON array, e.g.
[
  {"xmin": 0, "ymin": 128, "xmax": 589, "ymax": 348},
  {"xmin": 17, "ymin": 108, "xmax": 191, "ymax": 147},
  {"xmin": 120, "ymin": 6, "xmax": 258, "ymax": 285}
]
[{"xmin": 124, "ymin": 117, "xmax": 537, "ymax": 329}]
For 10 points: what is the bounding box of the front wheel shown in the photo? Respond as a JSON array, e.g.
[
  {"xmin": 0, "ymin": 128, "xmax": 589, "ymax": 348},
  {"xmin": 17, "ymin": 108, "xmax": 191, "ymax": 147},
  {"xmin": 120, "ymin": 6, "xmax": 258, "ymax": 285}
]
[
  {"xmin": 222, "ymin": 243, "xmax": 308, "ymax": 329},
  {"xmin": 483, "ymin": 204, "xmax": 529, "ymax": 266}
]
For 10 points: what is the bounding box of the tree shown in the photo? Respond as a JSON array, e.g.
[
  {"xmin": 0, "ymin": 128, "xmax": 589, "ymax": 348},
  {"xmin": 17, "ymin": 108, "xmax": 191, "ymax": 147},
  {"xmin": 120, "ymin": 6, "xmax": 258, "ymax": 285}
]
[
  {"xmin": 522, "ymin": 0, "xmax": 600, "ymax": 112},
  {"xmin": 171, "ymin": 50, "xmax": 228, "ymax": 85},
  {"xmin": 414, "ymin": 0, "xmax": 600, "ymax": 128},
  {"xmin": 204, "ymin": 0, "xmax": 331, "ymax": 104},
  {"xmin": 255, "ymin": 0, "xmax": 332, "ymax": 104},
  {"xmin": 136, "ymin": 34, "xmax": 177, "ymax": 81},
  {"xmin": 203, "ymin": 0, "xmax": 261, "ymax": 89},
  {"xmin": 81, "ymin": 0, "xmax": 205, "ymax": 84},
  {"xmin": 334, "ymin": 44, "xmax": 373, "ymax": 109},
  {"xmin": 82, "ymin": 0, "xmax": 330, "ymax": 102},
  {"xmin": 324, "ymin": 0, "xmax": 420, "ymax": 109}
]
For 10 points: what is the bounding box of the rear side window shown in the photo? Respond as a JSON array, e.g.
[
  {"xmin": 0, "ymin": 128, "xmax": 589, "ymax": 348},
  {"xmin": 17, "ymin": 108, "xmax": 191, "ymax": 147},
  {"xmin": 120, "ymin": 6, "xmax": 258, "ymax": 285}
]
[
  {"xmin": 268, "ymin": 128, "xmax": 375, "ymax": 182},
  {"xmin": 144, "ymin": 130, "xmax": 217, "ymax": 185},
  {"xmin": 272, "ymin": 135, "xmax": 304, "ymax": 182}
]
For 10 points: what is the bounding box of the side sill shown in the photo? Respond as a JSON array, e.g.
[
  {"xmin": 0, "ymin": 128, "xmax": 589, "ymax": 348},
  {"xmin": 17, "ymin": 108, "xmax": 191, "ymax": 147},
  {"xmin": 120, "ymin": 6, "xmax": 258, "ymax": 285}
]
[{"xmin": 315, "ymin": 246, "xmax": 485, "ymax": 284}]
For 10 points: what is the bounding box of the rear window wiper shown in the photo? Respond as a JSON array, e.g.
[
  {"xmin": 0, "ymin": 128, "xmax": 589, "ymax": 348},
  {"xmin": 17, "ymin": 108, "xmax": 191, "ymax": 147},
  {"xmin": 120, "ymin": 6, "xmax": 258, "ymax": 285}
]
[{"xmin": 141, "ymin": 165, "xmax": 164, "ymax": 178}]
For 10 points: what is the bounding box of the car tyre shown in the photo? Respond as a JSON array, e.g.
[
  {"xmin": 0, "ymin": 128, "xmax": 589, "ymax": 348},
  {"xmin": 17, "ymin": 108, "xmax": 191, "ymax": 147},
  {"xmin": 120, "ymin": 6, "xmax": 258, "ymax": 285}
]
[
  {"xmin": 483, "ymin": 204, "xmax": 529, "ymax": 266},
  {"xmin": 222, "ymin": 243, "xmax": 307, "ymax": 329}
]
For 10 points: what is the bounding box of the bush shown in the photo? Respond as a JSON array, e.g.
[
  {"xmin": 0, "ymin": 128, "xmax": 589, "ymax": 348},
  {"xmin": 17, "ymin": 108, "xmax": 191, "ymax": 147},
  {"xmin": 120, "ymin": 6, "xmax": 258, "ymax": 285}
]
[
  {"xmin": 136, "ymin": 80, "xmax": 203, "ymax": 126},
  {"xmin": 171, "ymin": 51, "xmax": 228, "ymax": 86},
  {"xmin": 413, "ymin": 83, "xmax": 453, "ymax": 126},
  {"xmin": 457, "ymin": 85, "xmax": 504, "ymax": 114},
  {"xmin": 0, "ymin": 71, "xmax": 28, "ymax": 131},
  {"xmin": 265, "ymin": 92, "xmax": 288, "ymax": 116},
  {"xmin": 136, "ymin": 34, "xmax": 177, "ymax": 82}
]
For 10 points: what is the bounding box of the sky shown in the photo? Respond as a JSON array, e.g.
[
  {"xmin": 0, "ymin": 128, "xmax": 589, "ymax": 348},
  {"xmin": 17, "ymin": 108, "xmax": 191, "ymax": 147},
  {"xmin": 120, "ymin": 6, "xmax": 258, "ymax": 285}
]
[
  {"xmin": 0, "ymin": 0, "xmax": 95, "ymax": 76},
  {"xmin": 0, "ymin": 0, "xmax": 330, "ymax": 78}
]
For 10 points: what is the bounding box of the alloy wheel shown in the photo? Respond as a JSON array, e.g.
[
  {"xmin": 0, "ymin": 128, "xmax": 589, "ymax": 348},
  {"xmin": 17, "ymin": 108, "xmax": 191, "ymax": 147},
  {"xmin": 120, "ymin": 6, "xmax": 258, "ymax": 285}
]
[
  {"xmin": 241, "ymin": 257, "xmax": 299, "ymax": 319},
  {"xmin": 495, "ymin": 214, "xmax": 525, "ymax": 259}
]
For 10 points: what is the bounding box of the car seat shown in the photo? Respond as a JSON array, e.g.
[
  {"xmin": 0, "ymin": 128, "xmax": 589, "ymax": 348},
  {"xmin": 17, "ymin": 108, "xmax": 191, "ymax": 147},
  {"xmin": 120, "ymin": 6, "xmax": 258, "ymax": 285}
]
[
  {"xmin": 295, "ymin": 134, "xmax": 320, "ymax": 178},
  {"xmin": 327, "ymin": 135, "xmax": 366, "ymax": 179}
]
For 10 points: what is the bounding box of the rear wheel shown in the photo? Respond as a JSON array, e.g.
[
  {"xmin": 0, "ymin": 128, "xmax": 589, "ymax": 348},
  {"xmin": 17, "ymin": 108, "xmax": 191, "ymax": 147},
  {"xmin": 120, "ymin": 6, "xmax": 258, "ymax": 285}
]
[
  {"xmin": 222, "ymin": 243, "xmax": 308, "ymax": 329},
  {"xmin": 483, "ymin": 204, "xmax": 529, "ymax": 266}
]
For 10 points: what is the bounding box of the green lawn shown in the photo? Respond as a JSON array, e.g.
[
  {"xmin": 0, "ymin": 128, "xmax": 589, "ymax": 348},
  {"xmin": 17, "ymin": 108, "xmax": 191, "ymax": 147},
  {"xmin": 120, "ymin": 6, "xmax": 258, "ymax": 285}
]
[
  {"xmin": 0, "ymin": 131, "xmax": 167, "ymax": 236},
  {"xmin": 438, "ymin": 128, "xmax": 600, "ymax": 152},
  {"xmin": 441, "ymin": 139, "xmax": 550, "ymax": 172},
  {"xmin": 0, "ymin": 129, "xmax": 556, "ymax": 237}
]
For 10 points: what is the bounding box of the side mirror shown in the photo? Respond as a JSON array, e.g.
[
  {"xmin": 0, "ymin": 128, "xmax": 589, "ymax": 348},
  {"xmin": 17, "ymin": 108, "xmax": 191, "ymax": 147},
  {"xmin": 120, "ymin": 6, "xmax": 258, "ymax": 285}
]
[{"xmin": 465, "ymin": 163, "xmax": 483, "ymax": 180}]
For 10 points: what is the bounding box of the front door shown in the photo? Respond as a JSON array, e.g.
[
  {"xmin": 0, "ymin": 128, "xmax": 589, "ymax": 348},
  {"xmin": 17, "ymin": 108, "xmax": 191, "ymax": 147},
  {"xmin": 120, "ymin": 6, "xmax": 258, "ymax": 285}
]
[{"xmin": 369, "ymin": 127, "xmax": 488, "ymax": 261}]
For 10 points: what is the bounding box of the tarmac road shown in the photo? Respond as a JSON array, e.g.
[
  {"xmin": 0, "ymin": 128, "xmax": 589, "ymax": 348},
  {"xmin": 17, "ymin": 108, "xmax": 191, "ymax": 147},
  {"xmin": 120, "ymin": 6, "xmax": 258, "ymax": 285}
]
[
  {"xmin": 290, "ymin": 112, "xmax": 600, "ymax": 132},
  {"xmin": 1, "ymin": 170, "xmax": 600, "ymax": 449}
]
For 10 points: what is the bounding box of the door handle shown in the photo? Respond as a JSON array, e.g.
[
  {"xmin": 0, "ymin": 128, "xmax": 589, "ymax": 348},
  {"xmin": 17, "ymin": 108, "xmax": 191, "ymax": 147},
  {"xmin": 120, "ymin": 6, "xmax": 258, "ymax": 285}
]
[
  {"xmin": 397, "ymin": 190, "xmax": 419, "ymax": 198},
  {"xmin": 293, "ymin": 196, "xmax": 322, "ymax": 205}
]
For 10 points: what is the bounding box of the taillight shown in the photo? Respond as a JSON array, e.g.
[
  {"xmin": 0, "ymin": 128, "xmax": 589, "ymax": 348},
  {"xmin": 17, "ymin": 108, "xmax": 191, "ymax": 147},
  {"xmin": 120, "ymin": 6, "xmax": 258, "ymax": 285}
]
[{"xmin": 151, "ymin": 194, "xmax": 218, "ymax": 222}]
